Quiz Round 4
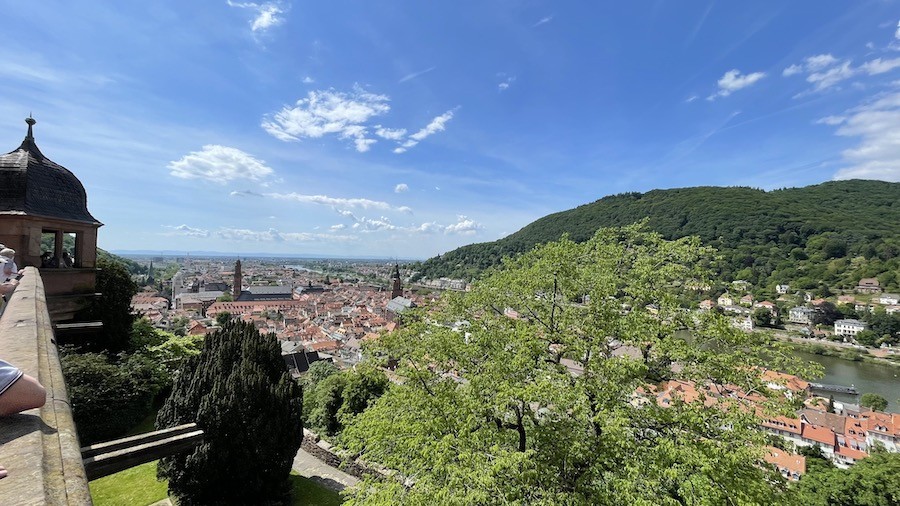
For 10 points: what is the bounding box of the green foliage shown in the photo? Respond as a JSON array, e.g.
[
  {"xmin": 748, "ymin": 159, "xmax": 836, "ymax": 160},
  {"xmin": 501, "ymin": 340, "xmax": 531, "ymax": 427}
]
[
  {"xmin": 129, "ymin": 317, "xmax": 168, "ymax": 351},
  {"xmin": 343, "ymin": 224, "xmax": 816, "ymax": 505},
  {"xmin": 303, "ymin": 362, "xmax": 389, "ymax": 436},
  {"xmin": 216, "ymin": 292, "xmax": 233, "ymax": 302},
  {"xmin": 156, "ymin": 320, "xmax": 304, "ymax": 505},
  {"xmin": 796, "ymin": 452, "xmax": 900, "ymax": 506},
  {"xmin": 855, "ymin": 330, "xmax": 879, "ymax": 347},
  {"xmin": 76, "ymin": 257, "xmax": 137, "ymax": 353},
  {"xmin": 147, "ymin": 332, "xmax": 204, "ymax": 377},
  {"xmin": 301, "ymin": 362, "xmax": 389, "ymax": 437},
  {"xmin": 860, "ymin": 393, "xmax": 889, "ymax": 412},
  {"xmin": 752, "ymin": 307, "xmax": 774, "ymax": 328},
  {"xmin": 62, "ymin": 351, "xmax": 167, "ymax": 445},
  {"xmin": 215, "ymin": 311, "xmax": 232, "ymax": 326},
  {"xmin": 417, "ymin": 181, "xmax": 900, "ymax": 291}
]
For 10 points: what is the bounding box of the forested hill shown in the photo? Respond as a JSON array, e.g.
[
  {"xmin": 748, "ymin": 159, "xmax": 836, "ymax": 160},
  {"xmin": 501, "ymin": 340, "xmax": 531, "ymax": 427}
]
[{"xmin": 415, "ymin": 180, "xmax": 900, "ymax": 292}]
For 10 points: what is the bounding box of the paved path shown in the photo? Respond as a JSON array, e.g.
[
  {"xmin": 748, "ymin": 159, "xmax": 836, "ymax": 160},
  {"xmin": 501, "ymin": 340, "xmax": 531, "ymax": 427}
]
[{"xmin": 292, "ymin": 448, "xmax": 360, "ymax": 492}]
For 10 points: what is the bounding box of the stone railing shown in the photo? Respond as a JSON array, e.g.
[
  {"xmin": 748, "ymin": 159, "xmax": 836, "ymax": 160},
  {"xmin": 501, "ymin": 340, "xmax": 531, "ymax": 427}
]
[{"xmin": 0, "ymin": 267, "xmax": 91, "ymax": 505}]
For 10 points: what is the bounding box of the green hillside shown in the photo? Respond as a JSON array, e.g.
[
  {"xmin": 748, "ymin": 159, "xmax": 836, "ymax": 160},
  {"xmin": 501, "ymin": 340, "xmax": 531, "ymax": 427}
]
[{"xmin": 416, "ymin": 180, "xmax": 900, "ymax": 292}]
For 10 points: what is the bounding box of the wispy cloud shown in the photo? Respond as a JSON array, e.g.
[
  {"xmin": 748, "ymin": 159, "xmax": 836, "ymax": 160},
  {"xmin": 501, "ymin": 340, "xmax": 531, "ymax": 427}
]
[
  {"xmin": 707, "ymin": 69, "xmax": 766, "ymax": 100},
  {"xmin": 398, "ymin": 66, "xmax": 436, "ymax": 83},
  {"xmin": 264, "ymin": 192, "xmax": 408, "ymax": 212},
  {"xmin": 333, "ymin": 211, "xmax": 483, "ymax": 235},
  {"xmin": 262, "ymin": 85, "xmax": 388, "ymax": 152},
  {"xmin": 828, "ymin": 90, "xmax": 900, "ymax": 181},
  {"xmin": 226, "ymin": 1, "xmax": 288, "ymax": 34},
  {"xmin": 533, "ymin": 15, "xmax": 554, "ymax": 28},
  {"xmin": 783, "ymin": 53, "xmax": 900, "ymax": 96},
  {"xmin": 394, "ymin": 183, "xmax": 409, "ymax": 193},
  {"xmin": 498, "ymin": 75, "xmax": 516, "ymax": 91},
  {"xmin": 168, "ymin": 145, "xmax": 274, "ymax": 183},
  {"xmin": 217, "ymin": 226, "xmax": 356, "ymax": 242},
  {"xmin": 375, "ymin": 126, "xmax": 407, "ymax": 140},
  {"xmin": 394, "ymin": 110, "xmax": 456, "ymax": 153},
  {"xmin": 162, "ymin": 224, "xmax": 210, "ymax": 237},
  {"xmin": 302, "ymin": 76, "xmax": 315, "ymax": 84}
]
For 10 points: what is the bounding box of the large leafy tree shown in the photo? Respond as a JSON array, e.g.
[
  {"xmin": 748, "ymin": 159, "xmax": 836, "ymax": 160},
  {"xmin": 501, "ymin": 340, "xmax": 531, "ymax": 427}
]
[
  {"xmin": 156, "ymin": 320, "xmax": 303, "ymax": 505},
  {"xmin": 796, "ymin": 452, "xmax": 900, "ymax": 505},
  {"xmin": 342, "ymin": 224, "xmax": 817, "ymax": 505}
]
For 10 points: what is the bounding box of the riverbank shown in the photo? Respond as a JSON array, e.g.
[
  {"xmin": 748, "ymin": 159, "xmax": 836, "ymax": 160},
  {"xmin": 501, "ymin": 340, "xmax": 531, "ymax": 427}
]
[{"xmin": 760, "ymin": 328, "xmax": 900, "ymax": 368}]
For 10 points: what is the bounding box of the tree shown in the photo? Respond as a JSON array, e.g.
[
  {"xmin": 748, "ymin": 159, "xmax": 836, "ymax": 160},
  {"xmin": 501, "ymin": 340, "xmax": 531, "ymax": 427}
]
[
  {"xmin": 855, "ymin": 330, "xmax": 879, "ymax": 347},
  {"xmin": 342, "ymin": 224, "xmax": 815, "ymax": 505},
  {"xmin": 796, "ymin": 452, "xmax": 900, "ymax": 506},
  {"xmin": 860, "ymin": 393, "xmax": 888, "ymax": 412},
  {"xmin": 129, "ymin": 317, "xmax": 168, "ymax": 351},
  {"xmin": 752, "ymin": 307, "xmax": 773, "ymax": 328},
  {"xmin": 827, "ymin": 394, "xmax": 836, "ymax": 413},
  {"xmin": 156, "ymin": 321, "xmax": 304, "ymax": 505},
  {"xmin": 61, "ymin": 352, "xmax": 166, "ymax": 444},
  {"xmin": 216, "ymin": 292, "xmax": 233, "ymax": 302},
  {"xmin": 77, "ymin": 257, "xmax": 137, "ymax": 352},
  {"xmin": 214, "ymin": 311, "xmax": 232, "ymax": 327}
]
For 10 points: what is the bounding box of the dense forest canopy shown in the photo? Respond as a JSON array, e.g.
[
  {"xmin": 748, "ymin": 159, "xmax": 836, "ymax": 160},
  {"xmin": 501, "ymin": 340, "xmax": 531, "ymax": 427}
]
[{"xmin": 416, "ymin": 180, "xmax": 900, "ymax": 292}]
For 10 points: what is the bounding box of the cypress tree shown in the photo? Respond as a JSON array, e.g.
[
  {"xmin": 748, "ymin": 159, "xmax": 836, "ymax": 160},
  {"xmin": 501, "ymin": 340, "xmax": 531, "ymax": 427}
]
[{"xmin": 157, "ymin": 320, "xmax": 303, "ymax": 505}]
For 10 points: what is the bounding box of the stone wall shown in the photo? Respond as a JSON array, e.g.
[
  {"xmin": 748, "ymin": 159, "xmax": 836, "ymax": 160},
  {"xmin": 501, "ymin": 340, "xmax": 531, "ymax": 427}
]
[{"xmin": 0, "ymin": 267, "xmax": 91, "ymax": 505}]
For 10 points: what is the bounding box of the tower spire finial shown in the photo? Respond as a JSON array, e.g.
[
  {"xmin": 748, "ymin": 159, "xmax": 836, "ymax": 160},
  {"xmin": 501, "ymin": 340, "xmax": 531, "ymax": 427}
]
[{"xmin": 25, "ymin": 115, "xmax": 36, "ymax": 140}]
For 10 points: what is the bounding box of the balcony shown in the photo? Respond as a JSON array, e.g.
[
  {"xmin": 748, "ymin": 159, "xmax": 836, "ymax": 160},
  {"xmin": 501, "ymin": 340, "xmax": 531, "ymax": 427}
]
[{"xmin": 0, "ymin": 267, "xmax": 90, "ymax": 504}]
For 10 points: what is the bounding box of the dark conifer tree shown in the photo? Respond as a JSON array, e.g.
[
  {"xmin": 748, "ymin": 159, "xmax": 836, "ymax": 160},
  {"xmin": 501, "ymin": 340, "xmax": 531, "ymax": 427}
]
[{"xmin": 157, "ymin": 320, "xmax": 304, "ymax": 505}]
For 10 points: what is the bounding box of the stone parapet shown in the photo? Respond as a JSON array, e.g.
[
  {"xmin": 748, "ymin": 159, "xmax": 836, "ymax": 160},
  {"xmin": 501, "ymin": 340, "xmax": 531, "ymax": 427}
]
[{"xmin": 0, "ymin": 267, "xmax": 91, "ymax": 505}]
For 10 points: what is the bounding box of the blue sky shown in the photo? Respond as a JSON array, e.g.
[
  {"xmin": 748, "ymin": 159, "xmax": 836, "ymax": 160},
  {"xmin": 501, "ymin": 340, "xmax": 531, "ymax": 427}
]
[{"xmin": 2, "ymin": 1, "xmax": 900, "ymax": 259}]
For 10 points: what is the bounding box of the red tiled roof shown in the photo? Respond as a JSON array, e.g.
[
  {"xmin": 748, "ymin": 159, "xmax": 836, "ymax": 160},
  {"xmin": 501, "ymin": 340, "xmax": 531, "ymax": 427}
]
[
  {"xmin": 764, "ymin": 447, "xmax": 806, "ymax": 478},
  {"xmin": 801, "ymin": 424, "xmax": 836, "ymax": 447}
]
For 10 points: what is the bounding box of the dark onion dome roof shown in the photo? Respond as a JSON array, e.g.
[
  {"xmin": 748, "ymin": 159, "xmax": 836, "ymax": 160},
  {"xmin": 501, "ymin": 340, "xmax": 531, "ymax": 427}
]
[{"xmin": 0, "ymin": 117, "xmax": 101, "ymax": 225}]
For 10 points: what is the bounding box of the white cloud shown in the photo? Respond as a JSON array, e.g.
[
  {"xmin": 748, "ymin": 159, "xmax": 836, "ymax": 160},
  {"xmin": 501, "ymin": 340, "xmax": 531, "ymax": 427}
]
[
  {"xmin": 533, "ymin": 16, "xmax": 553, "ymax": 28},
  {"xmin": 829, "ymin": 91, "xmax": 900, "ymax": 181},
  {"xmin": 805, "ymin": 54, "xmax": 839, "ymax": 71},
  {"xmin": 807, "ymin": 61, "xmax": 855, "ymax": 91},
  {"xmin": 261, "ymin": 86, "xmax": 389, "ymax": 150},
  {"xmin": 498, "ymin": 75, "xmax": 516, "ymax": 91},
  {"xmin": 375, "ymin": 126, "xmax": 407, "ymax": 140},
  {"xmin": 302, "ymin": 76, "xmax": 315, "ymax": 84},
  {"xmin": 330, "ymin": 224, "xmax": 346, "ymax": 231},
  {"xmin": 708, "ymin": 69, "xmax": 766, "ymax": 100},
  {"xmin": 226, "ymin": 1, "xmax": 287, "ymax": 33},
  {"xmin": 230, "ymin": 190, "xmax": 263, "ymax": 197},
  {"xmin": 394, "ymin": 183, "xmax": 409, "ymax": 193},
  {"xmin": 860, "ymin": 57, "xmax": 900, "ymax": 75},
  {"xmin": 395, "ymin": 110, "xmax": 456, "ymax": 152},
  {"xmin": 784, "ymin": 53, "xmax": 900, "ymax": 95},
  {"xmin": 685, "ymin": 94, "xmax": 699, "ymax": 103},
  {"xmin": 895, "ymin": 20, "xmax": 900, "ymax": 40},
  {"xmin": 816, "ymin": 115, "xmax": 846, "ymax": 126},
  {"xmin": 168, "ymin": 145, "xmax": 274, "ymax": 183},
  {"xmin": 217, "ymin": 227, "xmax": 356, "ymax": 242},
  {"xmin": 398, "ymin": 66, "xmax": 436, "ymax": 83},
  {"xmin": 264, "ymin": 192, "xmax": 404, "ymax": 211},
  {"xmin": 443, "ymin": 215, "xmax": 483, "ymax": 235},
  {"xmin": 162, "ymin": 224, "xmax": 210, "ymax": 237}
]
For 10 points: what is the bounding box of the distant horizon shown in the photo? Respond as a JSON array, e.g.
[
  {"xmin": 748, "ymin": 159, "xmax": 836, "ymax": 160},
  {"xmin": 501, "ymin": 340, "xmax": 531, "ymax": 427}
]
[{"xmin": 112, "ymin": 250, "xmax": 425, "ymax": 262}]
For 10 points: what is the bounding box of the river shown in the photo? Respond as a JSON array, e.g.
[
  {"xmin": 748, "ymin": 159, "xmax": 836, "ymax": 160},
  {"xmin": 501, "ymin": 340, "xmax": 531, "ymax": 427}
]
[{"xmin": 793, "ymin": 350, "xmax": 899, "ymax": 412}]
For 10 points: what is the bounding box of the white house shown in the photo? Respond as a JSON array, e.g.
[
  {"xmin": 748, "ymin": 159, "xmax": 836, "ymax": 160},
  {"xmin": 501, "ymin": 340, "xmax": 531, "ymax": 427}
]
[
  {"xmin": 878, "ymin": 293, "xmax": 899, "ymax": 305},
  {"xmin": 776, "ymin": 284, "xmax": 791, "ymax": 294},
  {"xmin": 717, "ymin": 294, "xmax": 734, "ymax": 306},
  {"xmin": 789, "ymin": 307, "xmax": 816, "ymax": 325},
  {"xmin": 834, "ymin": 319, "xmax": 868, "ymax": 337}
]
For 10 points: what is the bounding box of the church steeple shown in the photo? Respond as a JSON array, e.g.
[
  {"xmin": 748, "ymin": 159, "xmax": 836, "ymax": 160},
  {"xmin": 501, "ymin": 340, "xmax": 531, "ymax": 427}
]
[
  {"xmin": 390, "ymin": 264, "xmax": 402, "ymax": 299},
  {"xmin": 233, "ymin": 259, "xmax": 242, "ymax": 299}
]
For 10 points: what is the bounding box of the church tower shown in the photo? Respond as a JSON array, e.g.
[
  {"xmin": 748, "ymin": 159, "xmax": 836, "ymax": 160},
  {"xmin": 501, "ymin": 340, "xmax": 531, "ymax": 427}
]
[
  {"xmin": 233, "ymin": 259, "xmax": 242, "ymax": 299},
  {"xmin": 390, "ymin": 264, "xmax": 402, "ymax": 299}
]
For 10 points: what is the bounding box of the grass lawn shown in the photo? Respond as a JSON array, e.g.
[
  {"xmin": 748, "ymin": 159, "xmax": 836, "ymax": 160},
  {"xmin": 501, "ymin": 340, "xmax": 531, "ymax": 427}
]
[
  {"xmin": 89, "ymin": 461, "xmax": 168, "ymax": 506},
  {"xmin": 90, "ymin": 460, "xmax": 344, "ymax": 506}
]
